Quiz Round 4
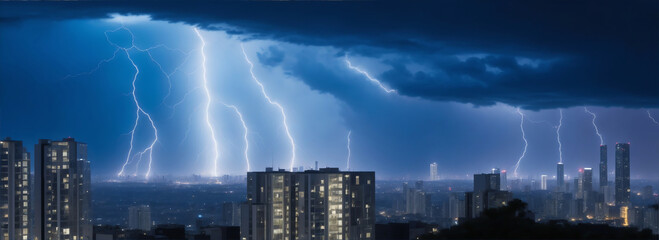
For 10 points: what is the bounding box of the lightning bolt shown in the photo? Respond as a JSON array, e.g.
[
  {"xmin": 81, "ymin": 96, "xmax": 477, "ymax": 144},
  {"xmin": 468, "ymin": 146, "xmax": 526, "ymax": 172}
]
[
  {"xmin": 168, "ymin": 87, "xmax": 201, "ymax": 118},
  {"xmin": 62, "ymin": 48, "xmax": 121, "ymax": 80},
  {"xmin": 513, "ymin": 108, "xmax": 528, "ymax": 178},
  {"xmin": 241, "ymin": 44, "xmax": 296, "ymax": 170},
  {"xmin": 67, "ymin": 22, "xmax": 198, "ymax": 178},
  {"xmin": 62, "ymin": 23, "xmax": 189, "ymax": 179},
  {"xmin": 556, "ymin": 109, "xmax": 563, "ymax": 164},
  {"xmin": 346, "ymin": 130, "xmax": 352, "ymax": 171},
  {"xmin": 92, "ymin": 25, "xmax": 170, "ymax": 179},
  {"xmin": 344, "ymin": 56, "xmax": 397, "ymax": 94},
  {"xmin": 224, "ymin": 103, "xmax": 251, "ymax": 172},
  {"xmin": 194, "ymin": 28, "xmax": 221, "ymax": 177},
  {"xmin": 647, "ymin": 110, "xmax": 659, "ymax": 125},
  {"xmin": 584, "ymin": 107, "xmax": 604, "ymax": 145}
]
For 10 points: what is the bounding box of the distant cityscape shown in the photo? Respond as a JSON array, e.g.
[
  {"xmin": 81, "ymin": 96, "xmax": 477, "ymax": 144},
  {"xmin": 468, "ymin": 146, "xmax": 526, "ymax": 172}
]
[{"xmin": 0, "ymin": 137, "xmax": 657, "ymax": 240}]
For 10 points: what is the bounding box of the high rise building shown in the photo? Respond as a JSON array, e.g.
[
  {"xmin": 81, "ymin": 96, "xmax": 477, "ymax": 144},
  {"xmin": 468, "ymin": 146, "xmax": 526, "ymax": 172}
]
[
  {"xmin": 582, "ymin": 168, "xmax": 593, "ymax": 194},
  {"xmin": 469, "ymin": 173, "xmax": 511, "ymax": 218},
  {"xmin": 580, "ymin": 168, "xmax": 595, "ymax": 215},
  {"xmin": 541, "ymin": 175, "xmax": 548, "ymax": 190},
  {"xmin": 128, "ymin": 205, "xmax": 152, "ymax": 231},
  {"xmin": 473, "ymin": 173, "xmax": 500, "ymax": 192},
  {"xmin": 0, "ymin": 138, "xmax": 30, "ymax": 240},
  {"xmin": 448, "ymin": 193, "xmax": 466, "ymax": 220},
  {"xmin": 615, "ymin": 143, "xmax": 630, "ymax": 206},
  {"xmin": 34, "ymin": 138, "xmax": 91, "ymax": 240},
  {"xmin": 430, "ymin": 162, "xmax": 438, "ymax": 181},
  {"xmin": 599, "ymin": 145, "xmax": 611, "ymax": 203},
  {"xmin": 599, "ymin": 145, "xmax": 608, "ymax": 189},
  {"xmin": 222, "ymin": 202, "xmax": 241, "ymax": 226},
  {"xmin": 500, "ymin": 170, "xmax": 508, "ymax": 191},
  {"xmin": 405, "ymin": 181, "xmax": 430, "ymax": 216},
  {"xmin": 241, "ymin": 167, "xmax": 375, "ymax": 240},
  {"xmin": 557, "ymin": 163, "xmax": 564, "ymax": 192}
]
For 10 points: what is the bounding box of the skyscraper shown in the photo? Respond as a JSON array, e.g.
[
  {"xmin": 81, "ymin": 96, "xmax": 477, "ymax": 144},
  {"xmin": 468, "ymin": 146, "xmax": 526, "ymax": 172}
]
[
  {"xmin": 557, "ymin": 163, "xmax": 564, "ymax": 192},
  {"xmin": 500, "ymin": 170, "xmax": 508, "ymax": 191},
  {"xmin": 241, "ymin": 167, "xmax": 375, "ymax": 240},
  {"xmin": 541, "ymin": 175, "xmax": 548, "ymax": 190},
  {"xmin": 599, "ymin": 145, "xmax": 612, "ymax": 203},
  {"xmin": 615, "ymin": 143, "xmax": 630, "ymax": 206},
  {"xmin": 128, "ymin": 205, "xmax": 152, "ymax": 231},
  {"xmin": 35, "ymin": 138, "xmax": 92, "ymax": 240},
  {"xmin": 430, "ymin": 162, "xmax": 438, "ymax": 181},
  {"xmin": 580, "ymin": 168, "xmax": 594, "ymax": 214},
  {"xmin": 0, "ymin": 138, "xmax": 30, "ymax": 240},
  {"xmin": 599, "ymin": 145, "xmax": 607, "ymax": 189},
  {"xmin": 582, "ymin": 168, "xmax": 593, "ymax": 194}
]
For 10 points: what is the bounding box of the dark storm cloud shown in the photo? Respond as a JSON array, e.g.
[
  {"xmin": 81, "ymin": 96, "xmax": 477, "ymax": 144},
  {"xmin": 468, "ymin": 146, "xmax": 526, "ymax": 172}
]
[
  {"xmin": 381, "ymin": 53, "xmax": 659, "ymax": 110},
  {"xmin": 256, "ymin": 46, "xmax": 285, "ymax": 67},
  {"xmin": 1, "ymin": 0, "xmax": 658, "ymax": 109}
]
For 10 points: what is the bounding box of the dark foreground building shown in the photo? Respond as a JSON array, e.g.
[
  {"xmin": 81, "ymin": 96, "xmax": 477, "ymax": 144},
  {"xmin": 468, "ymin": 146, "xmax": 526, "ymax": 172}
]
[
  {"xmin": 241, "ymin": 167, "xmax": 375, "ymax": 240},
  {"xmin": 35, "ymin": 138, "xmax": 92, "ymax": 240},
  {"xmin": 0, "ymin": 138, "xmax": 30, "ymax": 240}
]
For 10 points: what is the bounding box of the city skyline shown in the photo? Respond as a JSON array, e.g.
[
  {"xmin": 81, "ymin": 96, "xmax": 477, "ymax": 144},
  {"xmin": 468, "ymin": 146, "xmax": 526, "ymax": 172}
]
[
  {"xmin": 1, "ymin": 1, "xmax": 659, "ymax": 180},
  {"xmin": 2, "ymin": 1, "xmax": 658, "ymax": 240}
]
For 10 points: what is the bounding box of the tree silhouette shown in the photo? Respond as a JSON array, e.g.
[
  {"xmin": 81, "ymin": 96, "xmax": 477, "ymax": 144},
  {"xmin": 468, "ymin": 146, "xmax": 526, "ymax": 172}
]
[{"xmin": 420, "ymin": 199, "xmax": 656, "ymax": 239}]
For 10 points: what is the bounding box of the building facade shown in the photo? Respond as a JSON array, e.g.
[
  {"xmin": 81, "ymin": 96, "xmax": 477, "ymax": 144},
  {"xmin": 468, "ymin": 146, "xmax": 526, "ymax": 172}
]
[
  {"xmin": 0, "ymin": 138, "xmax": 30, "ymax": 240},
  {"xmin": 615, "ymin": 143, "xmax": 630, "ymax": 206},
  {"xmin": 599, "ymin": 145, "xmax": 608, "ymax": 189},
  {"xmin": 128, "ymin": 205, "xmax": 151, "ymax": 231},
  {"xmin": 473, "ymin": 173, "xmax": 500, "ymax": 193},
  {"xmin": 241, "ymin": 168, "xmax": 375, "ymax": 240},
  {"xmin": 222, "ymin": 202, "xmax": 241, "ymax": 226},
  {"xmin": 469, "ymin": 173, "xmax": 511, "ymax": 218},
  {"xmin": 599, "ymin": 145, "xmax": 611, "ymax": 203},
  {"xmin": 500, "ymin": 170, "xmax": 508, "ymax": 191},
  {"xmin": 557, "ymin": 163, "xmax": 564, "ymax": 192},
  {"xmin": 429, "ymin": 163, "xmax": 438, "ymax": 181},
  {"xmin": 405, "ymin": 181, "xmax": 430, "ymax": 217},
  {"xmin": 34, "ymin": 138, "xmax": 91, "ymax": 240}
]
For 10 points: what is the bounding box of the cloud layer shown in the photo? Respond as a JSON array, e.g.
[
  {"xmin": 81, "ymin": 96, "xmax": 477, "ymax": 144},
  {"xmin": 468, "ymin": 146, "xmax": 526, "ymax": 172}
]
[{"xmin": 1, "ymin": 0, "xmax": 658, "ymax": 110}]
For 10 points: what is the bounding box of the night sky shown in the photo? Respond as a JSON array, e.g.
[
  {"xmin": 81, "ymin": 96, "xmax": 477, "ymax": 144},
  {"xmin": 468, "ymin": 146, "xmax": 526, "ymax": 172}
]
[{"xmin": 1, "ymin": 1, "xmax": 658, "ymax": 180}]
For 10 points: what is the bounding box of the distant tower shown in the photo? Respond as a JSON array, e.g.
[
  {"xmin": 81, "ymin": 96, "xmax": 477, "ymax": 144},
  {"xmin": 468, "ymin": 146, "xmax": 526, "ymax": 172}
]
[
  {"xmin": 583, "ymin": 168, "xmax": 593, "ymax": 194},
  {"xmin": 430, "ymin": 162, "xmax": 438, "ymax": 181},
  {"xmin": 577, "ymin": 168, "xmax": 586, "ymax": 199},
  {"xmin": 500, "ymin": 170, "xmax": 508, "ymax": 191},
  {"xmin": 541, "ymin": 175, "xmax": 548, "ymax": 190},
  {"xmin": 557, "ymin": 163, "xmax": 564, "ymax": 192},
  {"xmin": 599, "ymin": 145, "xmax": 607, "ymax": 189},
  {"xmin": 615, "ymin": 143, "xmax": 630, "ymax": 206},
  {"xmin": 599, "ymin": 145, "xmax": 609, "ymax": 202}
]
